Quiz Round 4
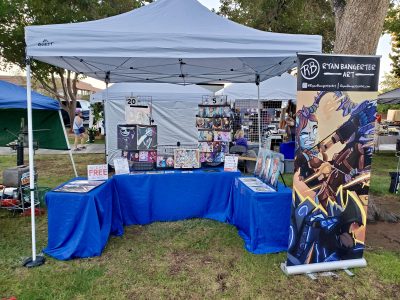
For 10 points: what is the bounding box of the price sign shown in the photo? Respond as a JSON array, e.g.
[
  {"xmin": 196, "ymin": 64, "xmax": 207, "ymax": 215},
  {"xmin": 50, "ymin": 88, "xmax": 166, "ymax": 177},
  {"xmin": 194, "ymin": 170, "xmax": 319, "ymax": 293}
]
[
  {"xmin": 87, "ymin": 164, "xmax": 108, "ymax": 181},
  {"xmin": 203, "ymin": 95, "xmax": 227, "ymax": 105},
  {"xmin": 224, "ymin": 155, "xmax": 239, "ymax": 172},
  {"xmin": 113, "ymin": 158, "xmax": 130, "ymax": 175}
]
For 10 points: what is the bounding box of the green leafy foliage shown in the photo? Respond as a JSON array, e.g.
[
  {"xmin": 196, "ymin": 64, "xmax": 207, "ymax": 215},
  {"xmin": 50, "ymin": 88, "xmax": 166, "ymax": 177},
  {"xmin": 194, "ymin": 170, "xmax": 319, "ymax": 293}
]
[
  {"xmin": 0, "ymin": 0, "xmax": 151, "ymax": 84},
  {"xmin": 384, "ymin": 2, "xmax": 400, "ymax": 78},
  {"xmin": 219, "ymin": 0, "xmax": 335, "ymax": 52}
]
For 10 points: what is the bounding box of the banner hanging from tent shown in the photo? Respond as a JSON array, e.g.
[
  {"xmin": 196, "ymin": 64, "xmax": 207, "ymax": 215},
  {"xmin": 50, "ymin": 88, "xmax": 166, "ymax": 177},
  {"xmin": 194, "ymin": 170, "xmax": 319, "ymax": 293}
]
[{"xmin": 282, "ymin": 53, "xmax": 380, "ymax": 275}]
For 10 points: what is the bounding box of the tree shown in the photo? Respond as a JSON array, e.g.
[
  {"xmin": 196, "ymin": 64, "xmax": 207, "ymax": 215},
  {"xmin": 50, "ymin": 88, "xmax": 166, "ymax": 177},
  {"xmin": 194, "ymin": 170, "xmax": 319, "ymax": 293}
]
[
  {"xmin": 331, "ymin": 0, "xmax": 391, "ymax": 54},
  {"xmin": 384, "ymin": 2, "xmax": 400, "ymax": 78},
  {"xmin": 0, "ymin": 0, "xmax": 151, "ymax": 127},
  {"xmin": 219, "ymin": 0, "xmax": 336, "ymax": 52}
]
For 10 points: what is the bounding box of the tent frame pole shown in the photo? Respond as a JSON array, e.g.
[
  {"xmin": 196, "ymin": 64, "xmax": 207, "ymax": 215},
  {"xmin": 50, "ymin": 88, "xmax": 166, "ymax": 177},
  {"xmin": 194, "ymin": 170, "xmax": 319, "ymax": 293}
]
[
  {"xmin": 104, "ymin": 72, "xmax": 110, "ymax": 164},
  {"xmin": 256, "ymin": 75, "xmax": 261, "ymax": 150},
  {"xmin": 23, "ymin": 56, "xmax": 45, "ymax": 268},
  {"xmin": 58, "ymin": 110, "xmax": 78, "ymax": 177}
]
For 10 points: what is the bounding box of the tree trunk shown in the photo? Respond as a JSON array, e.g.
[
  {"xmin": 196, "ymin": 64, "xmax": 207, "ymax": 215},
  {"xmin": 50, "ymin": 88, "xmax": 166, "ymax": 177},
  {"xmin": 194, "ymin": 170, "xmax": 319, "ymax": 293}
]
[
  {"xmin": 332, "ymin": 0, "xmax": 396, "ymax": 222},
  {"xmin": 332, "ymin": 0, "xmax": 390, "ymax": 54}
]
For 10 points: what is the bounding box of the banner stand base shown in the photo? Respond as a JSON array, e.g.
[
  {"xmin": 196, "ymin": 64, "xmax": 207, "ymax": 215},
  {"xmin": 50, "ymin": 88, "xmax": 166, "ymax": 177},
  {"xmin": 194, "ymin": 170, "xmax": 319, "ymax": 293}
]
[{"xmin": 280, "ymin": 258, "xmax": 367, "ymax": 276}]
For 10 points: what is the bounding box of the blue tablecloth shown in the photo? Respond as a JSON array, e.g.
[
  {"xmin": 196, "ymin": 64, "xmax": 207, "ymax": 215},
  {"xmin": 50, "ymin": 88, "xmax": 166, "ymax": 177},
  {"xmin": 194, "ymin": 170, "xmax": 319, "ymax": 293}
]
[
  {"xmin": 113, "ymin": 170, "xmax": 239, "ymax": 226},
  {"xmin": 44, "ymin": 170, "xmax": 240, "ymax": 260},
  {"xmin": 228, "ymin": 178, "xmax": 292, "ymax": 254},
  {"xmin": 44, "ymin": 178, "xmax": 123, "ymax": 260}
]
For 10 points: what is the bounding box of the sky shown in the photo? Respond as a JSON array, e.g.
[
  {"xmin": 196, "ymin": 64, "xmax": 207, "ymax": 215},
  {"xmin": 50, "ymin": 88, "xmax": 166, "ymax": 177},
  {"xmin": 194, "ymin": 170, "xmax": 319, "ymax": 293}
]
[{"xmin": 0, "ymin": 0, "xmax": 393, "ymax": 89}]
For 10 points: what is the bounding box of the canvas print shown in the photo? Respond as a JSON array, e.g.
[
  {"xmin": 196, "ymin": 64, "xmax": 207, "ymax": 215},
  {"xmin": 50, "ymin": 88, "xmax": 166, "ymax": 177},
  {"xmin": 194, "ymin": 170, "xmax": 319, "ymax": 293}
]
[
  {"xmin": 174, "ymin": 149, "xmax": 200, "ymax": 169},
  {"xmin": 214, "ymin": 131, "xmax": 231, "ymax": 142},
  {"xmin": 137, "ymin": 125, "xmax": 157, "ymax": 150},
  {"xmin": 267, "ymin": 153, "xmax": 284, "ymax": 190},
  {"xmin": 198, "ymin": 130, "xmax": 214, "ymax": 141},
  {"xmin": 198, "ymin": 107, "xmax": 207, "ymax": 118},
  {"xmin": 117, "ymin": 124, "xmax": 137, "ymax": 150},
  {"xmin": 254, "ymin": 148, "xmax": 265, "ymax": 177},
  {"xmin": 125, "ymin": 105, "xmax": 150, "ymax": 125},
  {"xmin": 157, "ymin": 155, "xmax": 175, "ymax": 168}
]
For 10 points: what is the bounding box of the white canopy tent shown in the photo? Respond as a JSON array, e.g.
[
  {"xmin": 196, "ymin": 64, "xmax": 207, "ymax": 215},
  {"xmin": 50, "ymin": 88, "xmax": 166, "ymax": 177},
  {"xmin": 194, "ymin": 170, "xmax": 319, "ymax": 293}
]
[
  {"xmin": 24, "ymin": 0, "xmax": 322, "ymax": 265},
  {"xmin": 90, "ymin": 83, "xmax": 213, "ymax": 165},
  {"xmin": 217, "ymin": 72, "xmax": 297, "ymax": 102}
]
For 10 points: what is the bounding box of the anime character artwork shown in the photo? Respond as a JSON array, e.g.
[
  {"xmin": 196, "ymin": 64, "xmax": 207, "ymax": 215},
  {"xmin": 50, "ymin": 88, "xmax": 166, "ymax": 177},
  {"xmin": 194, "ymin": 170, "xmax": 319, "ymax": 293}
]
[{"xmin": 288, "ymin": 91, "xmax": 376, "ymax": 266}]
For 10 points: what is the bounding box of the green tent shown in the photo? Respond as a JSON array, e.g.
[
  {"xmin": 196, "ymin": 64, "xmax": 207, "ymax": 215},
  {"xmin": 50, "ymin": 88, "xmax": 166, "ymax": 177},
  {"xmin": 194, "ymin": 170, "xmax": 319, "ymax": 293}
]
[{"xmin": 0, "ymin": 80, "xmax": 76, "ymax": 175}]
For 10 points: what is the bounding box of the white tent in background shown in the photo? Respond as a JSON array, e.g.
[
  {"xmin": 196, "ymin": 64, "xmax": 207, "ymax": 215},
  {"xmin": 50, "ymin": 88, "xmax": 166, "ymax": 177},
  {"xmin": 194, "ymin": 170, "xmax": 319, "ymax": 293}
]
[
  {"xmin": 24, "ymin": 0, "xmax": 322, "ymax": 266},
  {"xmin": 378, "ymin": 88, "xmax": 400, "ymax": 104},
  {"xmin": 218, "ymin": 73, "xmax": 297, "ymax": 102},
  {"xmin": 90, "ymin": 83, "xmax": 212, "ymax": 164}
]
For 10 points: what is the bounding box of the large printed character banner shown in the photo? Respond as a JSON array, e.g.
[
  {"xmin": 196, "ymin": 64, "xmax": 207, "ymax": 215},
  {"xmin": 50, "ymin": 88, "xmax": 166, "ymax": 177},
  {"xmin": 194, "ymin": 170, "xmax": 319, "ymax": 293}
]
[{"xmin": 282, "ymin": 54, "xmax": 380, "ymax": 275}]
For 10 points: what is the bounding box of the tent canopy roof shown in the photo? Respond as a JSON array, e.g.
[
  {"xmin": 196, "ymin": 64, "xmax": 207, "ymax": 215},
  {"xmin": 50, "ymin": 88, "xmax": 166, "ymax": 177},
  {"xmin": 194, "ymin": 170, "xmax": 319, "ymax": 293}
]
[
  {"xmin": 0, "ymin": 80, "xmax": 60, "ymax": 110},
  {"xmin": 378, "ymin": 88, "xmax": 400, "ymax": 104},
  {"xmin": 90, "ymin": 82, "xmax": 212, "ymax": 103},
  {"xmin": 217, "ymin": 72, "xmax": 296, "ymax": 102},
  {"xmin": 25, "ymin": 0, "xmax": 322, "ymax": 85}
]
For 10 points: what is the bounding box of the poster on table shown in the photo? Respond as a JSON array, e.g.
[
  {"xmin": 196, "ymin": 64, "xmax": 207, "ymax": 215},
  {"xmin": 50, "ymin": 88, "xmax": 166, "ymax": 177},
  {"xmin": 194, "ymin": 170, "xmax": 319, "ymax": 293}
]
[{"xmin": 282, "ymin": 54, "xmax": 379, "ymax": 275}]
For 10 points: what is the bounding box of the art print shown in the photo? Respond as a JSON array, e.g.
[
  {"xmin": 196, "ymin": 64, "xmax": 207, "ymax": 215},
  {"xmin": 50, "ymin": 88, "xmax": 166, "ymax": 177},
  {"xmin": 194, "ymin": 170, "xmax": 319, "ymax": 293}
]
[
  {"xmin": 125, "ymin": 105, "xmax": 150, "ymax": 125},
  {"xmin": 199, "ymin": 142, "xmax": 213, "ymax": 153},
  {"xmin": 117, "ymin": 125, "xmax": 136, "ymax": 150},
  {"xmin": 157, "ymin": 155, "xmax": 174, "ymax": 168},
  {"xmin": 137, "ymin": 126, "xmax": 157, "ymax": 150},
  {"xmin": 214, "ymin": 131, "xmax": 231, "ymax": 142},
  {"xmin": 198, "ymin": 130, "xmax": 213, "ymax": 141},
  {"xmin": 174, "ymin": 149, "xmax": 200, "ymax": 169}
]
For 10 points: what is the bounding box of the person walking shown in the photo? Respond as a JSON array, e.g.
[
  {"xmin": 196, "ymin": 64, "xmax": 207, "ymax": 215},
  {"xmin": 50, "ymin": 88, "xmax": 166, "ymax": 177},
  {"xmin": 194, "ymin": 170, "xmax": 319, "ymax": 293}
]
[{"xmin": 73, "ymin": 109, "xmax": 86, "ymax": 151}]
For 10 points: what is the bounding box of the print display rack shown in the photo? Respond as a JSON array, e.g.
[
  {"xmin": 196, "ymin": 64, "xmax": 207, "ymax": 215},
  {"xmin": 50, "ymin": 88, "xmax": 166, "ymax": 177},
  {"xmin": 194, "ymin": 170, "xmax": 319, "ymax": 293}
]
[
  {"xmin": 196, "ymin": 95, "xmax": 233, "ymax": 166},
  {"xmin": 118, "ymin": 96, "xmax": 157, "ymax": 171}
]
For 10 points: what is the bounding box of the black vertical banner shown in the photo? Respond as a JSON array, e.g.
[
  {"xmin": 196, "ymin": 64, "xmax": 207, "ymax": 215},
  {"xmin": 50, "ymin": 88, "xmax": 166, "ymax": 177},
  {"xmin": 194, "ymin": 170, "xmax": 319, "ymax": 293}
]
[{"xmin": 283, "ymin": 54, "xmax": 380, "ymax": 274}]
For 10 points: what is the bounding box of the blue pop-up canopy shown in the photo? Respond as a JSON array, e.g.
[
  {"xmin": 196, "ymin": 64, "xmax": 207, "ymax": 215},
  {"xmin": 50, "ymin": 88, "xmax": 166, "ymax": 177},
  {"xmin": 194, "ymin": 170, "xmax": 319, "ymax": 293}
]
[{"xmin": 0, "ymin": 80, "xmax": 60, "ymax": 110}]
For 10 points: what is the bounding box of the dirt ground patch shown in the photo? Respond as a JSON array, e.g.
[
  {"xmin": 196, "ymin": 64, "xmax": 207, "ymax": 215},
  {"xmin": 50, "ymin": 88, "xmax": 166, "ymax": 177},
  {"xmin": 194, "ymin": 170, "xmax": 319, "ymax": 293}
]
[{"xmin": 367, "ymin": 222, "xmax": 400, "ymax": 252}]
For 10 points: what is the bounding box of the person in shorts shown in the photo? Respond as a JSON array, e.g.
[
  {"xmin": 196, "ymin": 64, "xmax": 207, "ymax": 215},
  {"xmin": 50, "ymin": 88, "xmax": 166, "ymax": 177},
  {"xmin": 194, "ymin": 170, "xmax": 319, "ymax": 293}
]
[{"xmin": 73, "ymin": 109, "xmax": 86, "ymax": 151}]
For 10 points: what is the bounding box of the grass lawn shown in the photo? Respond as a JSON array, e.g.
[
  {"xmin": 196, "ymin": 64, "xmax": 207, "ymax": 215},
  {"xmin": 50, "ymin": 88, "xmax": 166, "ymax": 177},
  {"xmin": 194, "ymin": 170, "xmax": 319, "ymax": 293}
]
[{"xmin": 0, "ymin": 153, "xmax": 399, "ymax": 299}]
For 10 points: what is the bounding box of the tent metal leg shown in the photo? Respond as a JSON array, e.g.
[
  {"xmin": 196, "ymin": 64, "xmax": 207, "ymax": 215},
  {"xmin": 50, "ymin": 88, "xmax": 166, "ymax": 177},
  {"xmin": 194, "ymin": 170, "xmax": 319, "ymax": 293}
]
[
  {"xmin": 25, "ymin": 57, "xmax": 45, "ymax": 267},
  {"xmin": 257, "ymin": 81, "xmax": 261, "ymax": 150},
  {"xmin": 58, "ymin": 110, "xmax": 78, "ymax": 177}
]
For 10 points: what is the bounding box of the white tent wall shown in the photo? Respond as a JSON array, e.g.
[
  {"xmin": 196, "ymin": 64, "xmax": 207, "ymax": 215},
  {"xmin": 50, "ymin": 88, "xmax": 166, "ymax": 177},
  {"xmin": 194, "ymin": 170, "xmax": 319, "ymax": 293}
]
[
  {"xmin": 217, "ymin": 73, "xmax": 297, "ymax": 102},
  {"xmin": 105, "ymin": 98, "xmax": 199, "ymax": 165}
]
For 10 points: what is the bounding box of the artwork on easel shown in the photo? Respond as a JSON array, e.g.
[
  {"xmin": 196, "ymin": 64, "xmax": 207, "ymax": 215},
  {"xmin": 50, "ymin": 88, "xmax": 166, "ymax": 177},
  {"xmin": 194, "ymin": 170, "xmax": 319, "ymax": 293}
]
[
  {"xmin": 174, "ymin": 149, "xmax": 200, "ymax": 169},
  {"xmin": 137, "ymin": 126, "xmax": 157, "ymax": 150},
  {"xmin": 254, "ymin": 149, "xmax": 284, "ymax": 190}
]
